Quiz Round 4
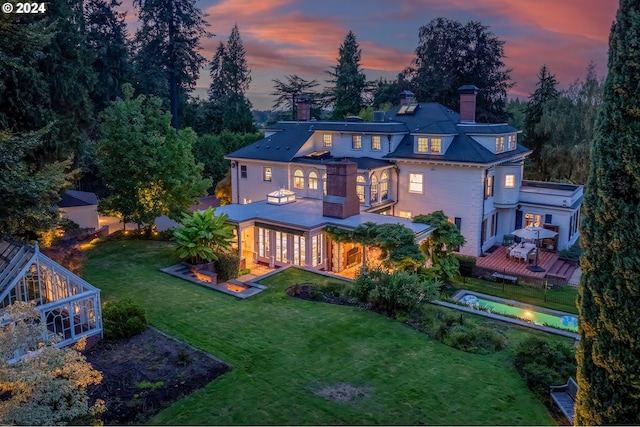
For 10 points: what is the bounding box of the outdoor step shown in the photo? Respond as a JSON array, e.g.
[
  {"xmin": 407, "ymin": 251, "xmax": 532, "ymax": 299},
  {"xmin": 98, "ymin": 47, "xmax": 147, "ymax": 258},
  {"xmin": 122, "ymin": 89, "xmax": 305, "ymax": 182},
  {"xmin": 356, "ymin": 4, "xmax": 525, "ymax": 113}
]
[
  {"xmin": 557, "ymin": 263, "xmax": 571, "ymax": 277},
  {"xmin": 548, "ymin": 260, "xmax": 564, "ymax": 275}
]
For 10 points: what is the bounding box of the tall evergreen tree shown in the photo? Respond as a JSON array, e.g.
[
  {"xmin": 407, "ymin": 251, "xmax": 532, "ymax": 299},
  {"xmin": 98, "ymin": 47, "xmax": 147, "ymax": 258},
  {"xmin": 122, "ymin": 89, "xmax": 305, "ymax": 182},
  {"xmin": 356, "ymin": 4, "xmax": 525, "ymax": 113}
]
[
  {"xmin": 132, "ymin": 0, "xmax": 209, "ymax": 129},
  {"xmin": 523, "ymin": 64, "xmax": 559, "ymax": 177},
  {"xmin": 575, "ymin": 0, "xmax": 640, "ymax": 424},
  {"xmin": 85, "ymin": 0, "xmax": 133, "ymax": 115},
  {"xmin": 326, "ymin": 30, "xmax": 368, "ymax": 120},
  {"xmin": 408, "ymin": 18, "xmax": 513, "ymax": 122},
  {"xmin": 207, "ymin": 25, "xmax": 255, "ymax": 133}
]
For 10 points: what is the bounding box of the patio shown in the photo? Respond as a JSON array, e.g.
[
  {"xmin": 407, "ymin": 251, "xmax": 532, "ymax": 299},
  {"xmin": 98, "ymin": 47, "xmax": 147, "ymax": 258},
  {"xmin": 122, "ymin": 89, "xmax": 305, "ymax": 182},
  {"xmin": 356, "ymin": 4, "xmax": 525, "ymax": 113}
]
[{"xmin": 476, "ymin": 246, "xmax": 560, "ymax": 280}]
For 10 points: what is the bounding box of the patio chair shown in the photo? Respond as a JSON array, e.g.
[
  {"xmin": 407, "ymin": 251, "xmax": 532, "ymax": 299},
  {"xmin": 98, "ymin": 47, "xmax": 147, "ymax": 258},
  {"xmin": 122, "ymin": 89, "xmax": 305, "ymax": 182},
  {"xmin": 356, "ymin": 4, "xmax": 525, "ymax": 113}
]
[
  {"xmin": 502, "ymin": 234, "xmax": 515, "ymax": 246},
  {"xmin": 527, "ymin": 249, "xmax": 537, "ymax": 265}
]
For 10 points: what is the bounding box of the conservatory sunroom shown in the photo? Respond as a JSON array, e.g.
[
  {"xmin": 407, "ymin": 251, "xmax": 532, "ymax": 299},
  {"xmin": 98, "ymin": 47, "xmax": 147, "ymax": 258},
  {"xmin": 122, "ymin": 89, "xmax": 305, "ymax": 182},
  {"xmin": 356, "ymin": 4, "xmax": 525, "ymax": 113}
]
[{"xmin": 0, "ymin": 239, "xmax": 102, "ymax": 348}]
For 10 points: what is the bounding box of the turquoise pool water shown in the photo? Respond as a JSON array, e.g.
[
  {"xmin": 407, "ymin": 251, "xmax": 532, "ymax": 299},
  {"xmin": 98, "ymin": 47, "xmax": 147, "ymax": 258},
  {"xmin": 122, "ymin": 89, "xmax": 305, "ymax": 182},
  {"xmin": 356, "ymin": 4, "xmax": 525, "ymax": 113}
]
[{"xmin": 459, "ymin": 294, "xmax": 578, "ymax": 332}]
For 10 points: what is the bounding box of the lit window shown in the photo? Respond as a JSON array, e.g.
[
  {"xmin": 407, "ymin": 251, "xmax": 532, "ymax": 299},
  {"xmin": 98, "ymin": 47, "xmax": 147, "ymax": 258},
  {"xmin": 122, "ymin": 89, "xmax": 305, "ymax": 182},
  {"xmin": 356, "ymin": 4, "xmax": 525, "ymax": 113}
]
[
  {"xmin": 240, "ymin": 165, "xmax": 247, "ymax": 179},
  {"xmin": 356, "ymin": 175, "xmax": 365, "ymax": 204},
  {"xmin": 508, "ymin": 134, "xmax": 517, "ymax": 150},
  {"xmin": 525, "ymin": 213, "xmax": 542, "ymax": 227},
  {"xmin": 399, "ymin": 211, "xmax": 412, "ymax": 219},
  {"xmin": 430, "ymin": 138, "xmax": 442, "ymax": 154},
  {"xmin": 352, "ymin": 135, "xmax": 362, "ymax": 149},
  {"xmin": 417, "ymin": 137, "xmax": 428, "ymax": 153},
  {"xmin": 370, "ymin": 175, "xmax": 378, "ymax": 204},
  {"xmin": 323, "ymin": 134, "xmax": 332, "ymax": 147},
  {"xmin": 311, "ymin": 234, "xmax": 323, "ymax": 267},
  {"xmin": 293, "ymin": 235, "xmax": 305, "ymax": 266},
  {"xmin": 496, "ymin": 136, "xmax": 505, "ymax": 153},
  {"xmin": 308, "ymin": 171, "xmax": 318, "ymax": 190},
  {"xmin": 294, "ymin": 169, "xmax": 304, "ymax": 189},
  {"xmin": 322, "ymin": 173, "xmax": 327, "ymax": 196},
  {"xmin": 371, "ymin": 135, "xmax": 381, "ymax": 150},
  {"xmin": 485, "ymin": 176, "xmax": 494, "ymax": 199},
  {"xmin": 380, "ymin": 171, "xmax": 389, "ymax": 200},
  {"xmin": 263, "ymin": 167, "xmax": 272, "ymax": 182},
  {"xmin": 505, "ymin": 174, "xmax": 515, "ymax": 188},
  {"xmin": 258, "ymin": 228, "xmax": 269, "ymax": 257},
  {"xmin": 409, "ymin": 173, "xmax": 423, "ymax": 194}
]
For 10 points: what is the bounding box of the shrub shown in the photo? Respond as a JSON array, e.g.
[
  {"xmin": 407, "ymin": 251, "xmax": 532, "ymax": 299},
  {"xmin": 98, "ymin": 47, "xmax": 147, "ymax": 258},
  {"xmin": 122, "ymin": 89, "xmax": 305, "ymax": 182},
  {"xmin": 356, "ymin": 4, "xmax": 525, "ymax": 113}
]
[
  {"xmin": 102, "ymin": 299, "xmax": 148, "ymax": 340},
  {"xmin": 514, "ymin": 337, "xmax": 576, "ymax": 403},
  {"xmin": 214, "ymin": 251, "xmax": 240, "ymax": 282}
]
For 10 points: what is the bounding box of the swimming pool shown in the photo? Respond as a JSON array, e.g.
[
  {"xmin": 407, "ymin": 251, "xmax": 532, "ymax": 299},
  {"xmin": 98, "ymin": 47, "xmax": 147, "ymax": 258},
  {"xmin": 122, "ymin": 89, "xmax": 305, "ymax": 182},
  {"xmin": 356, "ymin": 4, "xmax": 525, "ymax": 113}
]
[{"xmin": 456, "ymin": 292, "xmax": 578, "ymax": 332}]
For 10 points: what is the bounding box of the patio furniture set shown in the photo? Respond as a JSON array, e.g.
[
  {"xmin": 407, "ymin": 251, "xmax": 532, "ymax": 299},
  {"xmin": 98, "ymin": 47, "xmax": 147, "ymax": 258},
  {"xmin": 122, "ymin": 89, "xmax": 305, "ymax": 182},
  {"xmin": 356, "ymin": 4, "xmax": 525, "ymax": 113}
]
[{"xmin": 506, "ymin": 241, "xmax": 538, "ymax": 264}]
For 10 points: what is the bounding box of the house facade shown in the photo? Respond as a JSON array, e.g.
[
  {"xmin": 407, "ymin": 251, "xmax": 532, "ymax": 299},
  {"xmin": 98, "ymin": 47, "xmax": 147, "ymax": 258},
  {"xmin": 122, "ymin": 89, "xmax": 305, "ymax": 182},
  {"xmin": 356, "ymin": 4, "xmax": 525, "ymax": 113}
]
[{"xmin": 222, "ymin": 87, "xmax": 582, "ymax": 266}]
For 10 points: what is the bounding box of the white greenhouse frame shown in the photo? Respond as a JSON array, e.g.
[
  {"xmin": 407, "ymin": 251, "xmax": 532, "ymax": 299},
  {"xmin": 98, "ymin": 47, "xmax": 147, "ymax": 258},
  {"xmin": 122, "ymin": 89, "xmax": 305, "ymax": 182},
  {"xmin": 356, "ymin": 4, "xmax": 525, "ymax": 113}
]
[{"xmin": 0, "ymin": 239, "xmax": 102, "ymax": 347}]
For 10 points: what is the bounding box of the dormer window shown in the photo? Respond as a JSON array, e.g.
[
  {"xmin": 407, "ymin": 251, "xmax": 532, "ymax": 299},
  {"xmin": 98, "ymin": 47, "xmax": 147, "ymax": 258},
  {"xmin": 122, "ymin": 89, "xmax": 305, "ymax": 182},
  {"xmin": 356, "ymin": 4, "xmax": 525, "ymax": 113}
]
[
  {"xmin": 496, "ymin": 136, "xmax": 505, "ymax": 153},
  {"xmin": 508, "ymin": 134, "xmax": 517, "ymax": 150},
  {"xmin": 416, "ymin": 137, "xmax": 442, "ymax": 154},
  {"xmin": 323, "ymin": 134, "xmax": 332, "ymax": 147},
  {"xmin": 371, "ymin": 135, "xmax": 381, "ymax": 151},
  {"xmin": 352, "ymin": 135, "xmax": 362, "ymax": 150}
]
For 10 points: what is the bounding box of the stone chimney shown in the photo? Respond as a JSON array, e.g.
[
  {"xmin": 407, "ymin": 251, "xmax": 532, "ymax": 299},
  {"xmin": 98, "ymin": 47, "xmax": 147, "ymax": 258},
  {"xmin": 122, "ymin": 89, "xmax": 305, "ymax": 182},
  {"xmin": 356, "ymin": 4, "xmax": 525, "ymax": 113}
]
[
  {"xmin": 296, "ymin": 94, "xmax": 311, "ymax": 121},
  {"xmin": 399, "ymin": 90, "xmax": 415, "ymax": 106},
  {"xmin": 323, "ymin": 159, "xmax": 360, "ymax": 219},
  {"xmin": 459, "ymin": 85, "xmax": 479, "ymax": 123}
]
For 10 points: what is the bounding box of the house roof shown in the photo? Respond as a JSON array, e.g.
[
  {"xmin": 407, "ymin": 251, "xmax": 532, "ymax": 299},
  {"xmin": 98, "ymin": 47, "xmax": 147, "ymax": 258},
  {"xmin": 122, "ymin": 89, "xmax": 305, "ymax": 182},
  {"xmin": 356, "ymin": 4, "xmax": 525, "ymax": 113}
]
[
  {"xmin": 215, "ymin": 198, "xmax": 433, "ymax": 240},
  {"xmin": 227, "ymin": 101, "xmax": 528, "ymax": 165},
  {"xmin": 293, "ymin": 155, "xmax": 393, "ymax": 171},
  {"xmin": 58, "ymin": 190, "xmax": 99, "ymax": 208}
]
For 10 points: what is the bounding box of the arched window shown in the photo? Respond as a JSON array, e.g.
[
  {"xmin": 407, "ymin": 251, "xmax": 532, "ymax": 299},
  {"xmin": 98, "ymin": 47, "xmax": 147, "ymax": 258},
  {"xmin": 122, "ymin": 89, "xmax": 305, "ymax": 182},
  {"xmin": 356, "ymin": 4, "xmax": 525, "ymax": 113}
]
[
  {"xmin": 308, "ymin": 171, "xmax": 318, "ymax": 190},
  {"xmin": 380, "ymin": 171, "xmax": 389, "ymax": 201},
  {"xmin": 370, "ymin": 174, "xmax": 379, "ymax": 204},
  {"xmin": 356, "ymin": 175, "xmax": 366, "ymax": 204},
  {"xmin": 293, "ymin": 169, "xmax": 304, "ymax": 189}
]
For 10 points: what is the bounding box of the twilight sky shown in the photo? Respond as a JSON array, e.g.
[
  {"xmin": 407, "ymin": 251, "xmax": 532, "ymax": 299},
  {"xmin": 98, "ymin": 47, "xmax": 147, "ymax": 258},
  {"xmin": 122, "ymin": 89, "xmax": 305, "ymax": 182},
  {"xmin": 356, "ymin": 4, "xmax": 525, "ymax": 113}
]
[{"xmin": 128, "ymin": 0, "xmax": 619, "ymax": 110}]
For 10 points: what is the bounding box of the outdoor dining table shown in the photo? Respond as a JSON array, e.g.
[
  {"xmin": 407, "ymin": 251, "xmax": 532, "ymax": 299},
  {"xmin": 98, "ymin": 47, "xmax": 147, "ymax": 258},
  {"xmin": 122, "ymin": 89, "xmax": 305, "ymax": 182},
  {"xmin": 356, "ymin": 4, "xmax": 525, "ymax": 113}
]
[{"xmin": 510, "ymin": 242, "xmax": 536, "ymax": 260}]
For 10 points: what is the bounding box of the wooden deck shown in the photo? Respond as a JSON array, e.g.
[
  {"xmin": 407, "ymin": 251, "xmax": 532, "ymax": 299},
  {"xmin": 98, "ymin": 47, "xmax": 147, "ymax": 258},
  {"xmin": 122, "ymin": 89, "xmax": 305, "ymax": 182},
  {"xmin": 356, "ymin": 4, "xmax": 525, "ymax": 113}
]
[{"xmin": 476, "ymin": 246, "xmax": 560, "ymax": 279}]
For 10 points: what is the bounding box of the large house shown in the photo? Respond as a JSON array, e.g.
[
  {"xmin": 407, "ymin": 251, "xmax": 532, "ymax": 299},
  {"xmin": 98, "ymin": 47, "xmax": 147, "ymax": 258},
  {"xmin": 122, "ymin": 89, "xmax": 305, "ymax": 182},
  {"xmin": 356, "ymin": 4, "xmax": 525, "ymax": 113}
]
[{"xmin": 219, "ymin": 87, "xmax": 582, "ymax": 272}]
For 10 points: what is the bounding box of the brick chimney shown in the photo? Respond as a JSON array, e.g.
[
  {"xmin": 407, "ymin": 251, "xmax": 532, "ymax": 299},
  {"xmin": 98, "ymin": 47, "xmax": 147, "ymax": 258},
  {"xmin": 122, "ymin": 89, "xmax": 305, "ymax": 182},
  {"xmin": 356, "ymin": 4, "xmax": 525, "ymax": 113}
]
[
  {"xmin": 399, "ymin": 90, "xmax": 415, "ymax": 106},
  {"xmin": 459, "ymin": 85, "xmax": 479, "ymax": 123},
  {"xmin": 296, "ymin": 94, "xmax": 311, "ymax": 121},
  {"xmin": 323, "ymin": 160, "xmax": 360, "ymax": 219}
]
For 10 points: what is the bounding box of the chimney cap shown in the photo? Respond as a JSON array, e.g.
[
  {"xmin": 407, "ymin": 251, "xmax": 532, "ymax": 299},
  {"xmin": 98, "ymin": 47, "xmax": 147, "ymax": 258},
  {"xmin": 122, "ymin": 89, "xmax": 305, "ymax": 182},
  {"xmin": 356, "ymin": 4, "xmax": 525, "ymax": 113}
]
[{"xmin": 458, "ymin": 85, "xmax": 479, "ymax": 94}]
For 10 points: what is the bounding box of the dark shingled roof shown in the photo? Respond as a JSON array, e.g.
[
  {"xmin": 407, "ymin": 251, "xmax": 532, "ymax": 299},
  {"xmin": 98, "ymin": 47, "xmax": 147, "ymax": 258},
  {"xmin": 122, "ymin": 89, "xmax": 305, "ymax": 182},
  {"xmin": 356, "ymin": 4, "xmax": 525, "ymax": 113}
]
[
  {"xmin": 58, "ymin": 190, "xmax": 98, "ymax": 208},
  {"xmin": 227, "ymin": 101, "xmax": 528, "ymax": 165},
  {"xmin": 293, "ymin": 155, "xmax": 393, "ymax": 170}
]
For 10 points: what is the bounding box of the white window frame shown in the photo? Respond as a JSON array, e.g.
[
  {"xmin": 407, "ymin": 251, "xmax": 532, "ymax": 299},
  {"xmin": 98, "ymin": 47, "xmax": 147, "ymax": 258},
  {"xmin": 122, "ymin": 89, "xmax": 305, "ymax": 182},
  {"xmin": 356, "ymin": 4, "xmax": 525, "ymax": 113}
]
[
  {"xmin": 263, "ymin": 167, "xmax": 272, "ymax": 182},
  {"xmin": 430, "ymin": 138, "xmax": 442, "ymax": 154},
  {"xmin": 308, "ymin": 171, "xmax": 318, "ymax": 190},
  {"xmin": 408, "ymin": 173, "xmax": 423, "ymax": 194},
  {"xmin": 323, "ymin": 134, "xmax": 332, "ymax": 147},
  {"xmin": 496, "ymin": 136, "xmax": 505, "ymax": 153},
  {"xmin": 293, "ymin": 169, "xmax": 305, "ymax": 189},
  {"xmin": 505, "ymin": 174, "xmax": 515, "ymax": 188},
  {"xmin": 417, "ymin": 137, "xmax": 428, "ymax": 153},
  {"xmin": 371, "ymin": 135, "xmax": 381, "ymax": 151},
  {"xmin": 352, "ymin": 135, "xmax": 362, "ymax": 150},
  {"xmin": 508, "ymin": 134, "xmax": 517, "ymax": 150}
]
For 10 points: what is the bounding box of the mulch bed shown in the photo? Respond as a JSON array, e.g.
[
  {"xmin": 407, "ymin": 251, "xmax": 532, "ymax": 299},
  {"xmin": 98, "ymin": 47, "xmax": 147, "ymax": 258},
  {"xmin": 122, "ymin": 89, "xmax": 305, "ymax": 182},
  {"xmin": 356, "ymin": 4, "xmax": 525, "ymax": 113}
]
[{"xmin": 84, "ymin": 327, "xmax": 230, "ymax": 425}]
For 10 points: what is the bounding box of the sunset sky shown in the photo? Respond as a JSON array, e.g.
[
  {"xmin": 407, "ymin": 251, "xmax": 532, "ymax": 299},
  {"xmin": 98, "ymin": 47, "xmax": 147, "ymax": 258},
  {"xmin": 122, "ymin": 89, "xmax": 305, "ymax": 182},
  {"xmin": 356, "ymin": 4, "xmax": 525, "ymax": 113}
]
[{"xmin": 128, "ymin": 0, "xmax": 619, "ymax": 110}]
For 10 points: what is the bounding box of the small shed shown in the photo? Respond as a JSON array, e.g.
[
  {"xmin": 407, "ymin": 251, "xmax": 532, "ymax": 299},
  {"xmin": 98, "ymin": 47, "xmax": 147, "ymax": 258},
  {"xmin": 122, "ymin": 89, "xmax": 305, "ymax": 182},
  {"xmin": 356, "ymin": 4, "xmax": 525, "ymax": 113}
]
[
  {"xmin": 0, "ymin": 239, "xmax": 102, "ymax": 348},
  {"xmin": 58, "ymin": 190, "xmax": 100, "ymax": 230}
]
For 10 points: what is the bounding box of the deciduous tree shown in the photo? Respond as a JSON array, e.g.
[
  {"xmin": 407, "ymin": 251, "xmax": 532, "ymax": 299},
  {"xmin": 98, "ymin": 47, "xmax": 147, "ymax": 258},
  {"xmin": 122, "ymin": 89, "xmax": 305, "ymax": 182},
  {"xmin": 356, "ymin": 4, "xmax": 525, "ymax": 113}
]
[
  {"xmin": 413, "ymin": 211, "xmax": 466, "ymax": 280},
  {"xmin": 97, "ymin": 84, "xmax": 210, "ymax": 228},
  {"xmin": 407, "ymin": 18, "xmax": 514, "ymax": 122},
  {"xmin": 271, "ymin": 74, "xmax": 320, "ymax": 120},
  {"xmin": 575, "ymin": 0, "xmax": 640, "ymax": 424},
  {"xmin": 0, "ymin": 302, "xmax": 104, "ymax": 425}
]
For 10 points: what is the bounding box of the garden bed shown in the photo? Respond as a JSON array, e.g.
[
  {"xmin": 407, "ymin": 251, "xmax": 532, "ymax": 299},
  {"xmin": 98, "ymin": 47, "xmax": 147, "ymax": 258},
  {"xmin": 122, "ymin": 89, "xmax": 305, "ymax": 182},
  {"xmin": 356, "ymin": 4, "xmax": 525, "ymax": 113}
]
[{"xmin": 84, "ymin": 327, "xmax": 230, "ymax": 425}]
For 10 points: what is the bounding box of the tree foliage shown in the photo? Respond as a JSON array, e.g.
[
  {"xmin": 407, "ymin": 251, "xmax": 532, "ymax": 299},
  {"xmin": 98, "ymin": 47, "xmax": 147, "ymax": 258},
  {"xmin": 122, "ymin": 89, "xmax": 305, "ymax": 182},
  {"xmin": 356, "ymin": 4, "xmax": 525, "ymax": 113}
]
[
  {"xmin": 413, "ymin": 211, "xmax": 466, "ymax": 280},
  {"xmin": 132, "ymin": 0, "xmax": 209, "ymax": 128},
  {"xmin": 0, "ymin": 302, "xmax": 104, "ymax": 425},
  {"xmin": 97, "ymin": 84, "xmax": 210, "ymax": 228},
  {"xmin": 575, "ymin": 1, "xmax": 640, "ymax": 424},
  {"xmin": 271, "ymin": 74, "xmax": 320, "ymax": 120},
  {"xmin": 325, "ymin": 30, "xmax": 368, "ymax": 120},
  {"xmin": 0, "ymin": 130, "xmax": 78, "ymax": 240},
  {"xmin": 406, "ymin": 17, "xmax": 514, "ymax": 122}
]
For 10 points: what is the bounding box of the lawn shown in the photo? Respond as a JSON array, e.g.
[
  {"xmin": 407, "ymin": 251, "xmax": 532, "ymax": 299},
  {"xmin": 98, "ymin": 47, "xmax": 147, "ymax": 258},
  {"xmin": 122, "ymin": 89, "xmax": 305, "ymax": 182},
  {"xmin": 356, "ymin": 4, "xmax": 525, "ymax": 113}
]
[{"xmin": 83, "ymin": 240, "xmax": 571, "ymax": 425}]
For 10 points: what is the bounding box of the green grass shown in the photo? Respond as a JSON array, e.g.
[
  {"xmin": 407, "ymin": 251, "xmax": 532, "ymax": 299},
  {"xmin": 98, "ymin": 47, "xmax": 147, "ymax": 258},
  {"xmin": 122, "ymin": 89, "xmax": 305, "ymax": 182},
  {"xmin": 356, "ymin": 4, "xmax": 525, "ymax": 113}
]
[
  {"xmin": 448, "ymin": 276, "xmax": 579, "ymax": 315},
  {"xmin": 83, "ymin": 240, "xmax": 571, "ymax": 425}
]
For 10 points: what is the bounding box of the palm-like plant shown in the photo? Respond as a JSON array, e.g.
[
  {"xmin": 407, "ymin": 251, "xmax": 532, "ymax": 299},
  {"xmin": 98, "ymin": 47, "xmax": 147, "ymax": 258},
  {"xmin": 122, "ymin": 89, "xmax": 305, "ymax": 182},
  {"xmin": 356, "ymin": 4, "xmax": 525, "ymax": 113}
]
[{"xmin": 173, "ymin": 207, "xmax": 235, "ymax": 264}]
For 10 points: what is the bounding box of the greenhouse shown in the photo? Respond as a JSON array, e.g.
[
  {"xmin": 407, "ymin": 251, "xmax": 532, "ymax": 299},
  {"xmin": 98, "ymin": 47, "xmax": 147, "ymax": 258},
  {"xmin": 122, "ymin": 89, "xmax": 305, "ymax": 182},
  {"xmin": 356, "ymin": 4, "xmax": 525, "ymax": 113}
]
[{"xmin": 0, "ymin": 239, "xmax": 102, "ymax": 348}]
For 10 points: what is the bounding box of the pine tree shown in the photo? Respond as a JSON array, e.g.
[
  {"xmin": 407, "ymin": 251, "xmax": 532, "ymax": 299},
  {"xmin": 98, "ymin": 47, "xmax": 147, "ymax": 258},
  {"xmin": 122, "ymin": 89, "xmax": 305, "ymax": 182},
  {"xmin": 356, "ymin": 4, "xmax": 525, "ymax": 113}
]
[
  {"xmin": 575, "ymin": 1, "xmax": 640, "ymax": 424},
  {"xmin": 523, "ymin": 64, "xmax": 559, "ymax": 177},
  {"xmin": 133, "ymin": 0, "xmax": 209, "ymax": 129},
  {"xmin": 208, "ymin": 24, "xmax": 255, "ymax": 133},
  {"xmin": 326, "ymin": 30, "xmax": 368, "ymax": 120}
]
